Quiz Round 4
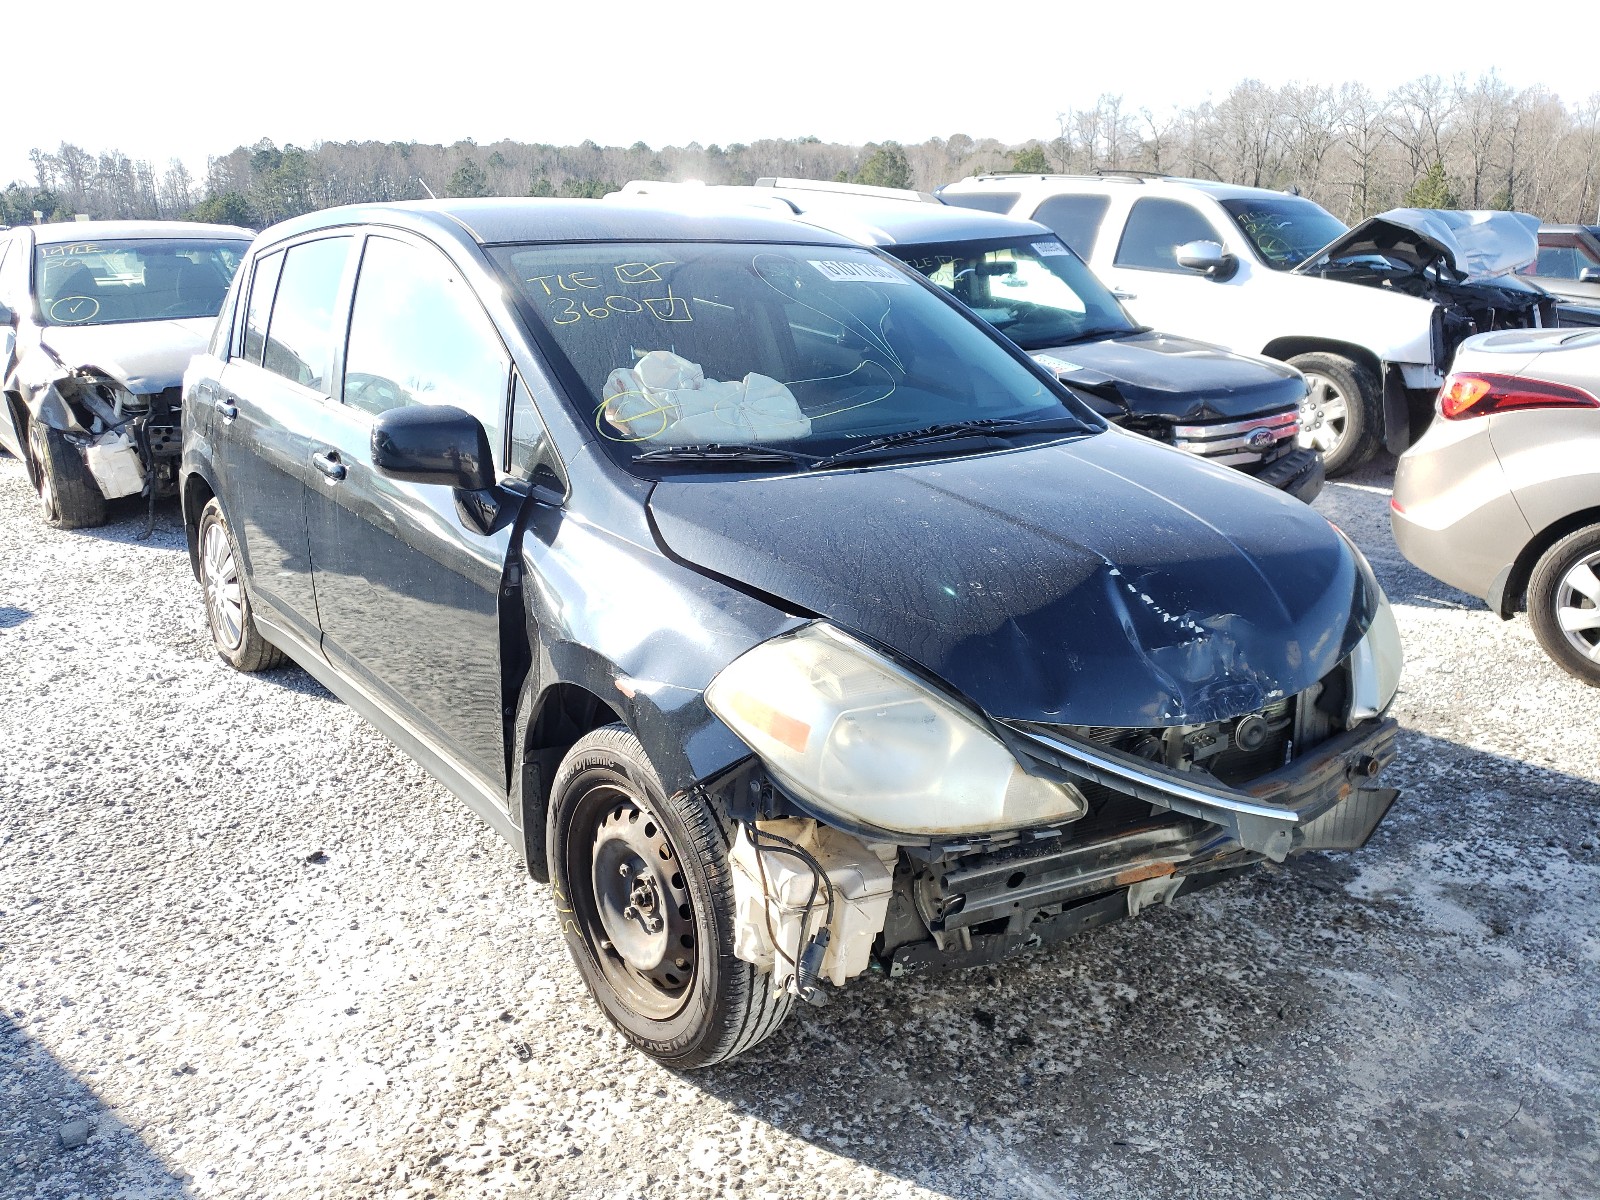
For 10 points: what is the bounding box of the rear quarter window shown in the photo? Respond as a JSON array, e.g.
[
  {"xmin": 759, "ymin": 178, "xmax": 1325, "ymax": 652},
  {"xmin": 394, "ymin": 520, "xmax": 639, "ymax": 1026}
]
[
  {"xmin": 942, "ymin": 191, "xmax": 1021, "ymax": 216},
  {"xmin": 1029, "ymin": 194, "xmax": 1111, "ymax": 259}
]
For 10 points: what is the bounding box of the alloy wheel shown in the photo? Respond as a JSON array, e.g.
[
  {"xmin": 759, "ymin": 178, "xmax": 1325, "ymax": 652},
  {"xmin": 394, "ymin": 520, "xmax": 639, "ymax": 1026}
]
[
  {"xmin": 1298, "ymin": 372, "xmax": 1349, "ymax": 456},
  {"xmin": 1554, "ymin": 552, "xmax": 1600, "ymax": 663}
]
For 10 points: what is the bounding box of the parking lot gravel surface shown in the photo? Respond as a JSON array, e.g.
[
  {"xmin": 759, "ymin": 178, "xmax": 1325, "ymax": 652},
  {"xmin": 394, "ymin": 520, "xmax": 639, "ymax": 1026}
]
[{"xmin": 2, "ymin": 450, "xmax": 1598, "ymax": 1200}]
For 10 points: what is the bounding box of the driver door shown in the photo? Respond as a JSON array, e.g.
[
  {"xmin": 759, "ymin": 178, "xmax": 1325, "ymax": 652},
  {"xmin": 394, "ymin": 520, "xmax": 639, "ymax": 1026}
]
[{"xmin": 1098, "ymin": 196, "xmax": 1243, "ymax": 347}]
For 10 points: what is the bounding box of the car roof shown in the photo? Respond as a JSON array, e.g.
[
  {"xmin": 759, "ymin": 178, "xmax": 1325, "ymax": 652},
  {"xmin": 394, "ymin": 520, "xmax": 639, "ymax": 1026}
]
[
  {"xmin": 254, "ymin": 198, "xmax": 860, "ymax": 250},
  {"xmin": 609, "ymin": 180, "xmax": 1050, "ymax": 248},
  {"xmin": 945, "ymin": 173, "xmax": 1298, "ymax": 203},
  {"xmin": 28, "ymin": 220, "xmax": 253, "ymax": 245}
]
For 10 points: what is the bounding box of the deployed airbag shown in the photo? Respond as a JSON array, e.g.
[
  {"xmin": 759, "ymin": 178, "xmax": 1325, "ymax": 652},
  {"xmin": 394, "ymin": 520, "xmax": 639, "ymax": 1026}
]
[{"xmin": 601, "ymin": 350, "xmax": 812, "ymax": 444}]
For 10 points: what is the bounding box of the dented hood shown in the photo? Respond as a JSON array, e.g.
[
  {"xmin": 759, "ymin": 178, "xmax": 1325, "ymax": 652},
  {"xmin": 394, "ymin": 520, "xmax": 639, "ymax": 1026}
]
[
  {"xmin": 1032, "ymin": 331, "xmax": 1305, "ymax": 425},
  {"xmin": 1296, "ymin": 208, "xmax": 1540, "ymax": 282},
  {"xmin": 649, "ymin": 433, "xmax": 1374, "ymax": 728},
  {"xmin": 38, "ymin": 318, "xmax": 213, "ymax": 395}
]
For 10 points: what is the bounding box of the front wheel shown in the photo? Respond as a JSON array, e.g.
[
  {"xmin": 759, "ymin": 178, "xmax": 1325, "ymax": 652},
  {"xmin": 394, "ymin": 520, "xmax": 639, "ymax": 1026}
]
[
  {"xmin": 27, "ymin": 417, "xmax": 105, "ymax": 529},
  {"xmin": 548, "ymin": 725, "xmax": 792, "ymax": 1067},
  {"xmin": 1290, "ymin": 352, "xmax": 1382, "ymax": 477},
  {"xmin": 1527, "ymin": 525, "xmax": 1600, "ymax": 686}
]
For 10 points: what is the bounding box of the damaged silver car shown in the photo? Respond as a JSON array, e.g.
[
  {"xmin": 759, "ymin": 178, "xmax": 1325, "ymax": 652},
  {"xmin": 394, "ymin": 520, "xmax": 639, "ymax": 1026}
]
[{"xmin": 0, "ymin": 221, "xmax": 252, "ymax": 528}]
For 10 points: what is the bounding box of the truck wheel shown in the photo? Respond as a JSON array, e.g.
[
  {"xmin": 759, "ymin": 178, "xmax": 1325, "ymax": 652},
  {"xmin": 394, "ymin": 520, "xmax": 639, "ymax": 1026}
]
[
  {"xmin": 1527, "ymin": 525, "xmax": 1600, "ymax": 687},
  {"xmin": 548, "ymin": 724, "xmax": 793, "ymax": 1068},
  {"xmin": 197, "ymin": 498, "xmax": 286, "ymax": 672},
  {"xmin": 1290, "ymin": 352, "xmax": 1381, "ymax": 476},
  {"xmin": 27, "ymin": 417, "xmax": 106, "ymax": 529}
]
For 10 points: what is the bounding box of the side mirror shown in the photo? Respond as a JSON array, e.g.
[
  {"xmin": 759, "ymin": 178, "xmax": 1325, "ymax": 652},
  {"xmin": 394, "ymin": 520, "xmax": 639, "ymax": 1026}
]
[
  {"xmin": 1175, "ymin": 240, "xmax": 1238, "ymax": 280},
  {"xmin": 0, "ymin": 301, "xmax": 14, "ymax": 327},
  {"xmin": 1580, "ymin": 267, "xmax": 1600, "ymax": 284},
  {"xmin": 371, "ymin": 404, "xmax": 496, "ymax": 492}
]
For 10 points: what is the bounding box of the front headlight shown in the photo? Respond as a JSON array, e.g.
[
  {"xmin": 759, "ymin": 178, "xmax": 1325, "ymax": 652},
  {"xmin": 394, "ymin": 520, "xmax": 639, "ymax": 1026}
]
[
  {"xmin": 1335, "ymin": 532, "xmax": 1403, "ymax": 719},
  {"xmin": 705, "ymin": 623, "xmax": 1087, "ymax": 837}
]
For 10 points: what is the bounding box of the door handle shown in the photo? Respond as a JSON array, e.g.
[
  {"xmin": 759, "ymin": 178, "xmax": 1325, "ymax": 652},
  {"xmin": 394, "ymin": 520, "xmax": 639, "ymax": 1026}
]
[
  {"xmin": 312, "ymin": 450, "xmax": 346, "ymax": 481},
  {"xmin": 1110, "ymin": 288, "xmax": 1138, "ymax": 301},
  {"xmin": 213, "ymin": 396, "xmax": 238, "ymax": 422}
]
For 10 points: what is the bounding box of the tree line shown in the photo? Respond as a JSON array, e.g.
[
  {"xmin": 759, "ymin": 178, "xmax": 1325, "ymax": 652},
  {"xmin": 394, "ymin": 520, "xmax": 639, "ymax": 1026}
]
[{"xmin": 5, "ymin": 71, "xmax": 1598, "ymax": 231}]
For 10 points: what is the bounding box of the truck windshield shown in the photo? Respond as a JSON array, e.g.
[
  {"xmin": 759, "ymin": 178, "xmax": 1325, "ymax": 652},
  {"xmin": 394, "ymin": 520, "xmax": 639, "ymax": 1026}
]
[
  {"xmin": 889, "ymin": 237, "xmax": 1138, "ymax": 349},
  {"xmin": 1220, "ymin": 198, "xmax": 1349, "ymax": 270},
  {"xmin": 490, "ymin": 242, "xmax": 1095, "ymax": 466},
  {"xmin": 33, "ymin": 238, "xmax": 249, "ymax": 326}
]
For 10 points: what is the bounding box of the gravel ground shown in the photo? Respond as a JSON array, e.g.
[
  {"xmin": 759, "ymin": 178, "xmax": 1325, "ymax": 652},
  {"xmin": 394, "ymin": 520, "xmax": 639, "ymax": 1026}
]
[{"xmin": 1, "ymin": 451, "xmax": 1597, "ymax": 1200}]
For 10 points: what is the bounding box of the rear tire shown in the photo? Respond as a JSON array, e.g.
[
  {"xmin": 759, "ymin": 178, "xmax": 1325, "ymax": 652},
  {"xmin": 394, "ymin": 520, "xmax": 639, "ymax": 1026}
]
[
  {"xmin": 197, "ymin": 498, "xmax": 286, "ymax": 672},
  {"xmin": 1527, "ymin": 524, "xmax": 1600, "ymax": 687},
  {"xmin": 27, "ymin": 417, "xmax": 106, "ymax": 529},
  {"xmin": 1290, "ymin": 352, "xmax": 1381, "ymax": 477},
  {"xmin": 549, "ymin": 724, "xmax": 793, "ymax": 1068}
]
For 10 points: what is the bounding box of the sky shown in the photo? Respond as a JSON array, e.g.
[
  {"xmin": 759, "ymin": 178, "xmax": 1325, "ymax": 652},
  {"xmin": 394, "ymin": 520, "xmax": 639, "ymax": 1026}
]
[{"xmin": 3, "ymin": 0, "xmax": 1590, "ymax": 188}]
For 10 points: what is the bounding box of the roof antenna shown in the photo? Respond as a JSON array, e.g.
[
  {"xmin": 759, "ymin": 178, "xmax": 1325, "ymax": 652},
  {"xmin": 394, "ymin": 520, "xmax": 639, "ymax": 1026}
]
[{"xmin": 419, "ymin": 178, "xmax": 438, "ymax": 200}]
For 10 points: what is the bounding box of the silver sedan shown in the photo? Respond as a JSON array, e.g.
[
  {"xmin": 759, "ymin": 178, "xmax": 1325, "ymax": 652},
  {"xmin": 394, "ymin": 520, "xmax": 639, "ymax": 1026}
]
[{"xmin": 1392, "ymin": 327, "xmax": 1600, "ymax": 683}]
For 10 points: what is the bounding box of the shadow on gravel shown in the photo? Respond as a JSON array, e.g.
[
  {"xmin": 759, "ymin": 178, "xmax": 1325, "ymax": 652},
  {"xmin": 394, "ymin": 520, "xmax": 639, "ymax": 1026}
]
[
  {"xmin": 682, "ymin": 728, "xmax": 1600, "ymax": 1200},
  {"xmin": 0, "ymin": 1014, "xmax": 189, "ymax": 1199}
]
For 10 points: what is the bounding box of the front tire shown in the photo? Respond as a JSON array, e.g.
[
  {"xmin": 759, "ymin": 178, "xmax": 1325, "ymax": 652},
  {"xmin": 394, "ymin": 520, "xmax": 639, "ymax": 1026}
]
[
  {"xmin": 548, "ymin": 725, "xmax": 792, "ymax": 1068},
  {"xmin": 197, "ymin": 498, "xmax": 286, "ymax": 672},
  {"xmin": 1527, "ymin": 525, "xmax": 1600, "ymax": 686},
  {"xmin": 27, "ymin": 417, "xmax": 106, "ymax": 529},
  {"xmin": 1290, "ymin": 352, "xmax": 1381, "ymax": 477}
]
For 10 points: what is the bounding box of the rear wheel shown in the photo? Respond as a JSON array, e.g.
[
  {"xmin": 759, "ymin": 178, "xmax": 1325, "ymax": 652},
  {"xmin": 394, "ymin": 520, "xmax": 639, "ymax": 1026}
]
[
  {"xmin": 549, "ymin": 725, "xmax": 792, "ymax": 1067},
  {"xmin": 1527, "ymin": 525, "xmax": 1600, "ymax": 686},
  {"xmin": 1290, "ymin": 352, "xmax": 1381, "ymax": 477},
  {"xmin": 27, "ymin": 417, "xmax": 105, "ymax": 529},
  {"xmin": 197, "ymin": 498, "xmax": 286, "ymax": 672}
]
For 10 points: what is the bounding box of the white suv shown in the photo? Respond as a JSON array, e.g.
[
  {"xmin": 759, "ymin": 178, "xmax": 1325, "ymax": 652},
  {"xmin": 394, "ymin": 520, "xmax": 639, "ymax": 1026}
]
[{"xmin": 941, "ymin": 174, "xmax": 1557, "ymax": 474}]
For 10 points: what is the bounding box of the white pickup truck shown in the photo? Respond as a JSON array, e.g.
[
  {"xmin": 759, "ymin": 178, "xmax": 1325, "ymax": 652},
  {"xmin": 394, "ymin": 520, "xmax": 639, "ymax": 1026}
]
[{"xmin": 940, "ymin": 174, "xmax": 1557, "ymax": 474}]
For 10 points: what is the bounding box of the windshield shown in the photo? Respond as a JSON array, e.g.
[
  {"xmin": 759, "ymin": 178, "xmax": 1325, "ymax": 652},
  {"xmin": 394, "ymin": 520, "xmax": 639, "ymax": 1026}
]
[
  {"xmin": 890, "ymin": 236, "xmax": 1137, "ymax": 349},
  {"xmin": 33, "ymin": 238, "xmax": 249, "ymax": 326},
  {"xmin": 490, "ymin": 242, "xmax": 1095, "ymax": 467},
  {"xmin": 1220, "ymin": 198, "xmax": 1348, "ymax": 270}
]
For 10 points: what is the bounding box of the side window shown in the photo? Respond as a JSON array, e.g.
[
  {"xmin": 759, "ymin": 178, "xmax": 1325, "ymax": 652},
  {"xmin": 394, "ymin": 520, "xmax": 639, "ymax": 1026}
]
[
  {"xmin": 343, "ymin": 235, "xmax": 510, "ymax": 462},
  {"xmin": 510, "ymin": 372, "xmax": 562, "ymax": 486},
  {"xmin": 942, "ymin": 191, "xmax": 1020, "ymax": 216},
  {"xmin": 1114, "ymin": 198, "xmax": 1225, "ymax": 271},
  {"xmin": 261, "ymin": 237, "xmax": 353, "ymax": 391},
  {"xmin": 241, "ymin": 250, "xmax": 284, "ymax": 364},
  {"xmin": 1030, "ymin": 194, "xmax": 1112, "ymax": 258},
  {"xmin": 1532, "ymin": 236, "xmax": 1600, "ymax": 279}
]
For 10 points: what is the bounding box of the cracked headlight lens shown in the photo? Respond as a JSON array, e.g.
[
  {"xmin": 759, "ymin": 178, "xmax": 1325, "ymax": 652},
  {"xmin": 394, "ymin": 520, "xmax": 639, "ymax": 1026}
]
[{"xmin": 706, "ymin": 623, "xmax": 1087, "ymax": 836}]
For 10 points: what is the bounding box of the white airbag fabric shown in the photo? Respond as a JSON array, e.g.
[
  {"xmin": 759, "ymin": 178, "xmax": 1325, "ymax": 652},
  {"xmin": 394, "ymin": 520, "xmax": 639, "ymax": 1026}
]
[{"xmin": 602, "ymin": 350, "xmax": 811, "ymax": 444}]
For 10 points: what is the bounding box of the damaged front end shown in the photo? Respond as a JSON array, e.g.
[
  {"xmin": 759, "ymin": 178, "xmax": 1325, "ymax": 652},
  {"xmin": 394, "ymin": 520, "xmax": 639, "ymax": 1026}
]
[
  {"xmin": 705, "ymin": 599, "xmax": 1402, "ymax": 997},
  {"xmin": 29, "ymin": 365, "xmax": 181, "ymax": 504}
]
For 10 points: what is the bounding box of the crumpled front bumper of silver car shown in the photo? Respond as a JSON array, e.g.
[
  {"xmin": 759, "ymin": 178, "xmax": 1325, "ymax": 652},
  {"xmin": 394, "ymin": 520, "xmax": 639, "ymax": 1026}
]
[{"xmin": 1005, "ymin": 717, "xmax": 1400, "ymax": 863}]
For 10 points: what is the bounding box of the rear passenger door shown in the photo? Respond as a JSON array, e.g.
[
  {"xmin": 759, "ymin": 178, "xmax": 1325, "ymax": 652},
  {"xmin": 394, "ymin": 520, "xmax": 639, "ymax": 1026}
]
[
  {"xmin": 210, "ymin": 235, "xmax": 356, "ymax": 649},
  {"xmin": 301, "ymin": 231, "xmax": 520, "ymax": 794}
]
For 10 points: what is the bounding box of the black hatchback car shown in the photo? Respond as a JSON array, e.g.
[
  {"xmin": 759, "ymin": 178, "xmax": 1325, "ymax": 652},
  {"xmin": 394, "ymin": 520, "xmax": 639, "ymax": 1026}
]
[{"xmin": 182, "ymin": 199, "xmax": 1403, "ymax": 1068}]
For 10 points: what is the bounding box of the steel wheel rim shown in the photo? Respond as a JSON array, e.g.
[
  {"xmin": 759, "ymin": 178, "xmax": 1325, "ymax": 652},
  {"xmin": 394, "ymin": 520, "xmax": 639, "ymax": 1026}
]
[
  {"xmin": 200, "ymin": 520, "xmax": 244, "ymax": 651},
  {"xmin": 1298, "ymin": 372, "xmax": 1349, "ymax": 455},
  {"xmin": 1554, "ymin": 552, "xmax": 1600, "ymax": 662},
  {"xmin": 28, "ymin": 424, "xmax": 57, "ymax": 520},
  {"xmin": 569, "ymin": 781, "xmax": 697, "ymax": 1020}
]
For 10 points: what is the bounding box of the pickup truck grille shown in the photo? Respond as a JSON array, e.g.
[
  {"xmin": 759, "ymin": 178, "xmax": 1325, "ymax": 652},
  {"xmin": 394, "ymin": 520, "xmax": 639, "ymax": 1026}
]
[{"xmin": 1171, "ymin": 409, "xmax": 1300, "ymax": 467}]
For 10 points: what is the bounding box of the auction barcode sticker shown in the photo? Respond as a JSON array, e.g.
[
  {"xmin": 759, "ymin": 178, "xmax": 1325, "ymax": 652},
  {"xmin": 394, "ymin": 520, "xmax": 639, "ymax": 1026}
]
[
  {"xmin": 807, "ymin": 259, "xmax": 911, "ymax": 284},
  {"xmin": 1032, "ymin": 241, "xmax": 1070, "ymax": 256}
]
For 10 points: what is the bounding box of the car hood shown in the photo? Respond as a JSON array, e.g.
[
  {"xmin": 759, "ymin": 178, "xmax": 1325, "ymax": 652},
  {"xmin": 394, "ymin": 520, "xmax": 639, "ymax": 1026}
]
[
  {"xmin": 1296, "ymin": 208, "xmax": 1540, "ymax": 282},
  {"xmin": 648, "ymin": 432, "xmax": 1374, "ymax": 728},
  {"xmin": 39, "ymin": 318, "xmax": 213, "ymax": 394},
  {"xmin": 1030, "ymin": 331, "xmax": 1305, "ymax": 424}
]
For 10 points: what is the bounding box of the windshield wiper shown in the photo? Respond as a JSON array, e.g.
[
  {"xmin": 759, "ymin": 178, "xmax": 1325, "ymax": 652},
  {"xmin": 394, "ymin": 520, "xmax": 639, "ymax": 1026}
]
[
  {"xmin": 633, "ymin": 442, "xmax": 819, "ymax": 468},
  {"xmin": 811, "ymin": 417, "xmax": 1081, "ymax": 470}
]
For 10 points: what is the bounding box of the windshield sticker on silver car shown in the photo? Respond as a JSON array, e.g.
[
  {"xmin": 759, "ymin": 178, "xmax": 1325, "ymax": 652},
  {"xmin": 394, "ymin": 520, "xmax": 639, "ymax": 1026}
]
[{"xmin": 806, "ymin": 260, "xmax": 911, "ymax": 285}]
